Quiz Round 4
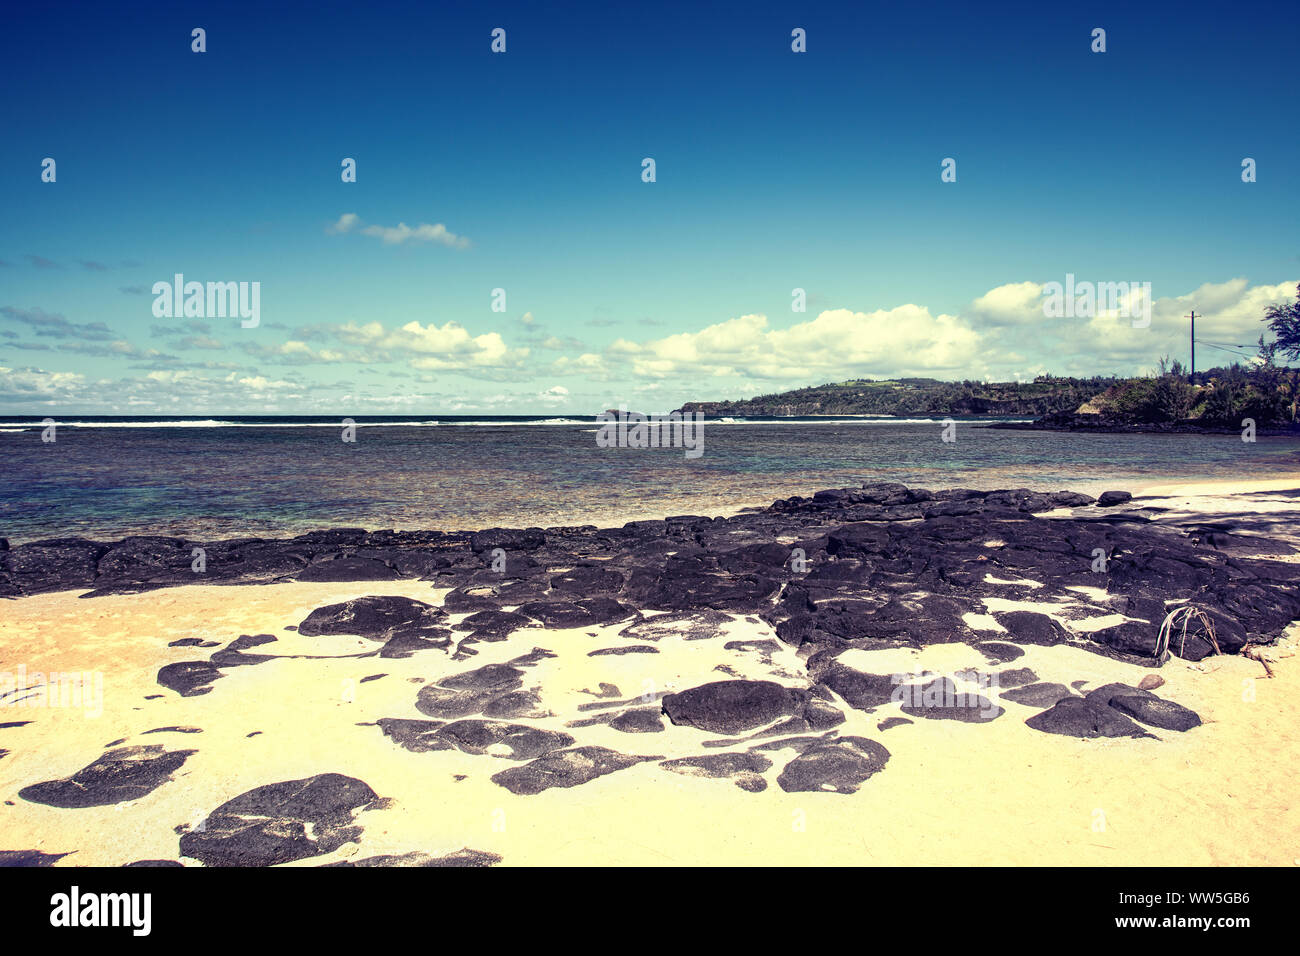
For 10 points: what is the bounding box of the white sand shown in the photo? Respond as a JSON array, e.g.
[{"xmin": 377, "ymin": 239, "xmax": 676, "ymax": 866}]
[{"xmin": 2, "ymin": 483, "xmax": 1299, "ymax": 866}]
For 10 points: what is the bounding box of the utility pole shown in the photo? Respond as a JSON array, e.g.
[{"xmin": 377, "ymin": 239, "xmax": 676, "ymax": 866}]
[{"xmin": 1187, "ymin": 310, "xmax": 1196, "ymax": 382}]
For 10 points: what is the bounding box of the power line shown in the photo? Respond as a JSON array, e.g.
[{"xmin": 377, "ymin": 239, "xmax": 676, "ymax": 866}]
[
  {"xmin": 1194, "ymin": 338, "xmax": 1255, "ymax": 348},
  {"xmin": 1194, "ymin": 340, "xmax": 1255, "ymax": 354}
]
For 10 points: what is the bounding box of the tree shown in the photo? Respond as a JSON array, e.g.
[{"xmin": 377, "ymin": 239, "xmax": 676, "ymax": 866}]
[
  {"xmin": 1263, "ymin": 283, "xmax": 1300, "ymax": 361},
  {"xmin": 1156, "ymin": 355, "xmax": 1186, "ymax": 378}
]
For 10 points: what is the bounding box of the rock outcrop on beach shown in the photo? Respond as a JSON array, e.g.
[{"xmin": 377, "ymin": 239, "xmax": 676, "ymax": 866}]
[
  {"xmin": 986, "ymin": 411, "xmax": 1298, "ymax": 435},
  {"xmin": 19, "ymin": 745, "xmax": 197, "ymax": 808},
  {"xmin": 178, "ymin": 772, "xmax": 380, "ymax": 867},
  {"xmin": 5, "ymin": 483, "xmax": 1298, "ymax": 664}
]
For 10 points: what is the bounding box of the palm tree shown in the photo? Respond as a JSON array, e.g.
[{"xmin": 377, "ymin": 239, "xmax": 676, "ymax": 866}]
[{"xmin": 1263, "ymin": 283, "xmax": 1300, "ymax": 361}]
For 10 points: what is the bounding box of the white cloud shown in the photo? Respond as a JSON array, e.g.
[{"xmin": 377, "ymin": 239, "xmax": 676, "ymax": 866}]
[
  {"xmin": 1067, "ymin": 278, "xmax": 1294, "ymax": 370},
  {"xmin": 552, "ymin": 352, "xmax": 612, "ymax": 378},
  {"xmin": 361, "ymin": 222, "xmax": 468, "ymax": 247},
  {"xmin": 236, "ymin": 375, "xmax": 294, "ymax": 391},
  {"xmin": 560, "ymin": 277, "xmax": 1296, "ymax": 388},
  {"xmin": 239, "ymin": 340, "xmax": 355, "ymax": 365},
  {"xmin": 968, "ymin": 281, "xmax": 1045, "ymax": 326},
  {"xmin": 604, "ymin": 307, "xmax": 982, "ymax": 381},
  {"xmin": 337, "ymin": 320, "xmax": 527, "ymax": 371},
  {"xmin": 327, "ymin": 213, "xmax": 361, "ymax": 235},
  {"xmin": 325, "ymin": 213, "xmax": 469, "ymax": 248}
]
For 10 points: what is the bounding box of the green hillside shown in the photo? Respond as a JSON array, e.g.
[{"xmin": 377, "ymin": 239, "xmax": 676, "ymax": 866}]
[{"xmin": 678, "ymin": 375, "xmax": 1119, "ymax": 418}]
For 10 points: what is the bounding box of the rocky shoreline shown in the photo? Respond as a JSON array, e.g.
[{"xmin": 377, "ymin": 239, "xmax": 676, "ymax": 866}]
[
  {"xmin": 985, "ymin": 411, "xmax": 1300, "ymax": 435},
  {"xmin": 5, "ymin": 482, "xmax": 1297, "ymax": 666}
]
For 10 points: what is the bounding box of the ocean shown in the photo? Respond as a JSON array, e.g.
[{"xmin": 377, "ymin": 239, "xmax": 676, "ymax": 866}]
[{"xmin": 2, "ymin": 415, "xmax": 1297, "ymax": 544}]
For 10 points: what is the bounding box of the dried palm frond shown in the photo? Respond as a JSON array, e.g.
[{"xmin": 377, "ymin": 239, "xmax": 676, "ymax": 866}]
[{"xmin": 1154, "ymin": 605, "xmax": 1221, "ymax": 662}]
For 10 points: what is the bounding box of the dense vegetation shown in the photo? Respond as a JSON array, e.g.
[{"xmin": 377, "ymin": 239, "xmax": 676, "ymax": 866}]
[
  {"xmin": 1086, "ymin": 358, "xmax": 1296, "ymax": 427},
  {"xmin": 679, "ymin": 376, "xmax": 1121, "ymax": 418}
]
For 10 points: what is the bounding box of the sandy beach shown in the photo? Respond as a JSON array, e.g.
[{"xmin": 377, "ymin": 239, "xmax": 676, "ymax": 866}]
[{"xmin": 2, "ymin": 481, "xmax": 1298, "ymax": 867}]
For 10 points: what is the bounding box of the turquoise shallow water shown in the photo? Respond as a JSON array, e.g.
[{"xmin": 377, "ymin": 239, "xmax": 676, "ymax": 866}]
[{"xmin": 2, "ymin": 415, "xmax": 1297, "ymax": 544}]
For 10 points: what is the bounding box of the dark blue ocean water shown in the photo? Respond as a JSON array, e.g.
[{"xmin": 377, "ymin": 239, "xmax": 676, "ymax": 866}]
[{"xmin": 2, "ymin": 415, "xmax": 1297, "ymax": 544}]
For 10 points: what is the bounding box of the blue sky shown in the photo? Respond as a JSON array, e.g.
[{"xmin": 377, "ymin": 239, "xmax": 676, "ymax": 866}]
[{"xmin": 2, "ymin": 0, "xmax": 1297, "ymax": 414}]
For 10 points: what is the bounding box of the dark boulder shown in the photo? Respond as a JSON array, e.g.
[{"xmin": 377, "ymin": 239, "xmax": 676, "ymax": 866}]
[
  {"xmin": 662, "ymin": 680, "xmax": 811, "ymax": 736},
  {"xmin": 517, "ymin": 598, "xmax": 635, "ymax": 628},
  {"xmin": 297, "ymin": 595, "xmax": 446, "ymax": 640},
  {"xmin": 1025, "ymin": 697, "xmax": 1153, "ymax": 739},
  {"xmin": 549, "ymin": 565, "xmax": 625, "ymax": 594},
  {"xmin": 433, "ymin": 719, "xmax": 575, "ymax": 759},
  {"xmin": 1108, "ymin": 694, "xmax": 1201, "ymax": 731},
  {"xmin": 1001, "ymin": 682, "xmax": 1077, "ymax": 708},
  {"xmin": 157, "ymin": 660, "xmax": 224, "ymax": 697},
  {"xmin": 813, "ymin": 663, "xmax": 898, "ymax": 712},
  {"xmin": 775, "ymin": 737, "xmax": 890, "ymax": 794},
  {"xmin": 296, "ymin": 555, "xmax": 400, "ymax": 582},
  {"xmin": 898, "ymin": 676, "xmax": 1004, "ymax": 723},
  {"xmin": 1097, "ymin": 491, "xmax": 1133, "ymax": 508},
  {"xmin": 659, "ymin": 752, "xmax": 771, "ymax": 792},
  {"xmin": 1084, "ymin": 683, "xmax": 1202, "ymax": 731},
  {"xmin": 469, "ymin": 528, "xmax": 546, "ymax": 553},
  {"xmin": 490, "ymin": 746, "xmax": 658, "ymax": 795},
  {"xmin": 609, "ymin": 709, "xmax": 665, "ymax": 733},
  {"xmin": 994, "ymin": 611, "xmax": 1070, "ymax": 646},
  {"xmin": 452, "ymin": 609, "xmax": 534, "ymax": 638},
  {"xmin": 7, "ymin": 538, "xmax": 106, "ymax": 593},
  {"xmin": 376, "ymin": 717, "xmax": 451, "ymax": 753},
  {"xmin": 179, "ymin": 773, "xmax": 377, "ymax": 867},
  {"xmin": 20, "ymin": 745, "xmax": 195, "ymax": 808}
]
